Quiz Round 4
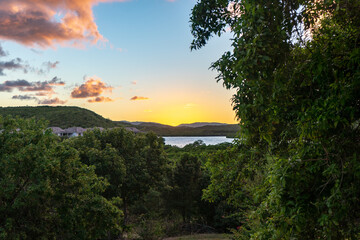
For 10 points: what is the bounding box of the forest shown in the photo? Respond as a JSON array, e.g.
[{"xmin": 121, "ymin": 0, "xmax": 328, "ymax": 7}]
[
  {"xmin": 1, "ymin": 0, "xmax": 360, "ymax": 239},
  {"xmin": 0, "ymin": 116, "xmax": 237, "ymax": 239}
]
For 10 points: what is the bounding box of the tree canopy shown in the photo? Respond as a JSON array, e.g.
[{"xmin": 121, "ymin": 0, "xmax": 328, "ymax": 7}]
[
  {"xmin": 70, "ymin": 128, "xmax": 167, "ymax": 228},
  {"xmin": 0, "ymin": 117, "xmax": 122, "ymax": 239},
  {"xmin": 191, "ymin": 0, "xmax": 360, "ymax": 238},
  {"xmin": 0, "ymin": 116, "xmax": 238, "ymax": 239}
]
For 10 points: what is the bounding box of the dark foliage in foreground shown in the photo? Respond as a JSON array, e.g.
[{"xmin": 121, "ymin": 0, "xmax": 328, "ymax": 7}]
[
  {"xmin": 0, "ymin": 116, "xmax": 234, "ymax": 240},
  {"xmin": 191, "ymin": 0, "xmax": 360, "ymax": 239},
  {"xmin": 0, "ymin": 117, "xmax": 122, "ymax": 239}
]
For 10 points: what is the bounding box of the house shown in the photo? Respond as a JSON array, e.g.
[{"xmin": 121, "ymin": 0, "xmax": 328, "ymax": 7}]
[
  {"xmin": 86, "ymin": 127, "xmax": 105, "ymax": 132},
  {"xmin": 125, "ymin": 127, "xmax": 142, "ymax": 134},
  {"xmin": 63, "ymin": 127, "xmax": 87, "ymax": 137},
  {"xmin": 48, "ymin": 127, "xmax": 65, "ymax": 137},
  {"xmin": 47, "ymin": 126, "xmax": 142, "ymax": 138}
]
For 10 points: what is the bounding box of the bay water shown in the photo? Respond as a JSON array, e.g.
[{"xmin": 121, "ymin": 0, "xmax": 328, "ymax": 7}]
[{"xmin": 163, "ymin": 136, "xmax": 234, "ymax": 148}]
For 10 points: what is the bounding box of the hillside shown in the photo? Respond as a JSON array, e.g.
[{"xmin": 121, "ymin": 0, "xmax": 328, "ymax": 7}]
[
  {"xmin": 177, "ymin": 122, "xmax": 228, "ymax": 128},
  {"xmin": 131, "ymin": 123, "xmax": 240, "ymax": 137},
  {"xmin": 0, "ymin": 106, "xmax": 121, "ymax": 128},
  {"xmin": 0, "ymin": 106, "xmax": 240, "ymax": 136}
]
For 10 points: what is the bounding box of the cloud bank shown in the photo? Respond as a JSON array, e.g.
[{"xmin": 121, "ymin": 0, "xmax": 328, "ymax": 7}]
[
  {"xmin": 12, "ymin": 94, "xmax": 66, "ymax": 105},
  {"xmin": 0, "ymin": 58, "xmax": 27, "ymax": 76},
  {"xmin": 38, "ymin": 97, "xmax": 66, "ymax": 105},
  {"xmin": 0, "ymin": 77, "xmax": 65, "ymax": 98},
  {"xmin": 0, "ymin": 44, "xmax": 60, "ymax": 75},
  {"xmin": 12, "ymin": 94, "xmax": 37, "ymax": 101},
  {"xmin": 0, "ymin": 0, "xmax": 128, "ymax": 47},
  {"xmin": 0, "ymin": 79, "xmax": 30, "ymax": 92}
]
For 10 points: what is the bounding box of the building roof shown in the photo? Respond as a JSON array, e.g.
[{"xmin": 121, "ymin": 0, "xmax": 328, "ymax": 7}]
[
  {"xmin": 48, "ymin": 127, "xmax": 65, "ymax": 134},
  {"xmin": 47, "ymin": 126, "xmax": 141, "ymax": 136},
  {"xmin": 64, "ymin": 127, "xmax": 86, "ymax": 134},
  {"xmin": 87, "ymin": 127, "xmax": 105, "ymax": 132},
  {"xmin": 125, "ymin": 127, "xmax": 142, "ymax": 133}
]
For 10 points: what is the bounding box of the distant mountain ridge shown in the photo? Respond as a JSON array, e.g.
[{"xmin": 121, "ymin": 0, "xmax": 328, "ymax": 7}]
[
  {"xmin": 118, "ymin": 121, "xmax": 173, "ymax": 128},
  {"xmin": 116, "ymin": 121, "xmax": 240, "ymax": 137},
  {"xmin": 177, "ymin": 122, "xmax": 228, "ymax": 128},
  {"xmin": 118, "ymin": 121, "xmax": 230, "ymax": 128},
  {"xmin": 0, "ymin": 106, "xmax": 240, "ymax": 137}
]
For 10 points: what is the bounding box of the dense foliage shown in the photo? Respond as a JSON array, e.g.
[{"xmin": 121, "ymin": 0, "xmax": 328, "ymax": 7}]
[
  {"xmin": 69, "ymin": 128, "xmax": 167, "ymax": 227},
  {"xmin": 191, "ymin": 0, "xmax": 360, "ymax": 239},
  {"xmin": 0, "ymin": 117, "xmax": 122, "ymax": 239},
  {"xmin": 1, "ymin": 116, "xmax": 236, "ymax": 239},
  {"xmin": 164, "ymin": 141, "xmax": 241, "ymax": 233}
]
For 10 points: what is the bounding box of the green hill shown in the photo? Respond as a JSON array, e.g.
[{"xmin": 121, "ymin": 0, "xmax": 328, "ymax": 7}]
[
  {"xmin": 0, "ymin": 106, "xmax": 121, "ymax": 128},
  {"xmin": 131, "ymin": 123, "xmax": 240, "ymax": 137},
  {"xmin": 0, "ymin": 106, "xmax": 239, "ymax": 136}
]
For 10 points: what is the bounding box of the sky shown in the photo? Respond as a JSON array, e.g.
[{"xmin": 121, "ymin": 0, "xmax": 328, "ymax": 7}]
[{"xmin": 0, "ymin": 0, "xmax": 237, "ymax": 126}]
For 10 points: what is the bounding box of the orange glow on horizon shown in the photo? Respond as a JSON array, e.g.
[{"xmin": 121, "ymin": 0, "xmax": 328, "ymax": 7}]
[
  {"xmin": 67, "ymin": 83, "xmax": 238, "ymax": 127},
  {"xmin": 89, "ymin": 101, "xmax": 238, "ymax": 127}
]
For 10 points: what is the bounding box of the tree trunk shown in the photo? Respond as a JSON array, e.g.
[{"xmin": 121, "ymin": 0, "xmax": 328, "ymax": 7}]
[
  {"xmin": 123, "ymin": 198, "xmax": 128, "ymax": 226},
  {"xmin": 119, "ymin": 198, "xmax": 128, "ymax": 240}
]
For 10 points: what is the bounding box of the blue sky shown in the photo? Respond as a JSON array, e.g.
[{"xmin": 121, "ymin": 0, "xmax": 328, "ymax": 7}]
[{"xmin": 0, "ymin": 0, "xmax": 236, "ymax": 126}]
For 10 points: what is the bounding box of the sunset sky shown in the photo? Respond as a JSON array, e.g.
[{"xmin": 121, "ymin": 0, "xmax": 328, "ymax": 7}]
[{"xmin": 0, "ymin": 0, "xmax": 237, "ymax": 126}]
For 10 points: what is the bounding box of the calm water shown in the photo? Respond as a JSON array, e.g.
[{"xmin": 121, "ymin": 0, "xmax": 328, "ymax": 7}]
[{"xmin": 164, "ymin": 136, "xmax": 234, "ymax": 148}]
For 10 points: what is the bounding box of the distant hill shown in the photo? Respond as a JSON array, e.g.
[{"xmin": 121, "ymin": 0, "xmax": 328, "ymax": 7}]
[
  {"xmin": 128, "ymin": 121, "xmax": 173, "ymax": 128},
  {"xmin": 177, "ymin": 122, "xmax": 228, "ymax": 128},
  {"xmin": 116, "ymin": 121, "xmax": 240, "ymax": 137},
  {"xmin": 0, "ymin": 106, "xmax": 240, "ymax": 137},
  {"xmin": 0, "ymin": 106, "xmax": 121, "ymax": 129}
]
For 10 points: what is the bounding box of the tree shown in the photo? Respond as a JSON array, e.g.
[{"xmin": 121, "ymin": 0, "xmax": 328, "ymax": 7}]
[
  {"xmin": 71, "ymin": 128, "xmax": 167, "ymax": 227},
  {"xmin": 191, "ymin": 0, "xmax": 360, "ymax": 238},
  {"xmin": 167, "ymin": 153, "xmax": 202, "ymax": 223},
  {"xmin": 0, "ymin": 117, "xmax": 122, "ymax": 239}
]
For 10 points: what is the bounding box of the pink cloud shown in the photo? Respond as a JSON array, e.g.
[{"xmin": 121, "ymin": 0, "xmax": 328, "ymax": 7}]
[
  {"xmin": 130, "ymin": 96, "xmax": 149, "ymax": 101},
  {"xmin": 38, "ymin": 97, "xmax": 67, "ymax": 105},
  {"xmin": 0, "ymin": 0, "xmax": 128, "ymax": 47},
  {"xmin": 71, "ymin": 77, "xmax": 112, "ymax": 99},
  {"xmin": 35, "ymin": 92, "xmax": 52, "ymax": 97},
  {"xmin": 88, "ymin": 96, "xmax": 113, "ymax": 103}
]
